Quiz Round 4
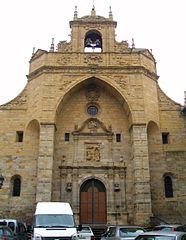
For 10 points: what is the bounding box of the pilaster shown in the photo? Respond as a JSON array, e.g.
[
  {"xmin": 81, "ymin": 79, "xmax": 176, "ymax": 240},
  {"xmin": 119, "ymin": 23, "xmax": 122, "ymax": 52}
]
[
  {"xmin": 36, "ymin": 123, "xmax": 55, "ymax": 202},
  {"xmin": 131, "ymin": 124, "xmax": 152, "ymax": 225}
]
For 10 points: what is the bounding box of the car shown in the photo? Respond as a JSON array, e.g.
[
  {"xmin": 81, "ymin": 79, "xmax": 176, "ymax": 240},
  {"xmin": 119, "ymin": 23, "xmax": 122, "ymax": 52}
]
[
  {"xmin": 101, "ymin": 226, "xmax": 115, "ymax": 240},
  {"xmin": 0, "ymin": 219, "xmax": 28, "ymax": 240},
  {"xmin": 0, "ymin": 225, "xmax": 16, "ymax": 240},
  {"xmin": 77, "ymin": 225, "xmax": 95, "ymax": 240},
  {"xmin": 143, "ymin": 226, "xmax": 156, "ymax": 232},
  {"xmin": 153, "ymin": 225, "xmax": 186, "ymax": 232},
  {"xmin": 134, "ymin": 231, "xmax": 186, "ymax": 240},
  {"xmin": 100, "ymin": 226, "xmax": 146, "ymax": 240}
]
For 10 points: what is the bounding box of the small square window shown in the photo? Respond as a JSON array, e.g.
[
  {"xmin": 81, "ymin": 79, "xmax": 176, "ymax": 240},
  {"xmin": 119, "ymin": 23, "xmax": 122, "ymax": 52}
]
[
  {"xmin": 64, "ymin": 133, "xmax": 70, "ymax": 142},
  {"xmin": 16, "ymin": 131, "xmax": 23, "ymax": 142},
  {"xmin": 116, "ymin": 133, "xmax": 121, "ymax": 142},
  {"xmin": 162, "ymin": 132, "xmax": 169, "ymax": 144}
]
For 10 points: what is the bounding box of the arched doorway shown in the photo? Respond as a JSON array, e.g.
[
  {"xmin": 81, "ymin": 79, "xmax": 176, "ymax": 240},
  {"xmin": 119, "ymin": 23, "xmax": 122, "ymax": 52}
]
[{"xmin": 80, "ymin": 179, "xmax": 106, "ymax": 224}]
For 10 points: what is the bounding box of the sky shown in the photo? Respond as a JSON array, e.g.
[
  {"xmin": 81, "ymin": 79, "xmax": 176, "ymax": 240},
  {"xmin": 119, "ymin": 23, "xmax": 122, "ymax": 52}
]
[{"xmin": 0, "ymin": 0, "xmax": 185, "ymax": 105}]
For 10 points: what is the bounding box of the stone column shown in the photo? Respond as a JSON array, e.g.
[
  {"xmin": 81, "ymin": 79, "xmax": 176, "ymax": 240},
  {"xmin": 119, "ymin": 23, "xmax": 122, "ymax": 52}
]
[
  {"xmin": 131, "ymin": 124, "xmax": 152, "ymax": 225},
  {"xmin": 36, "ymin": 123, "xmax": 55, "ymax": 202},
  {"xmin": 107, "ymin": 168, "xmax": 115, "ymax": 224},
  {"xmin": 72, "ymin": 169, "xmax": 79, "ymax": 223}
]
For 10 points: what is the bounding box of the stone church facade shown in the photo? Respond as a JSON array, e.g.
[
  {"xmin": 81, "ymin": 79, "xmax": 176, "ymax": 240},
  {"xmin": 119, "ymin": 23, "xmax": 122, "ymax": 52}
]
[{"xmin": 0, "ymin": 7, "xmax": 186, "ymax": 226}]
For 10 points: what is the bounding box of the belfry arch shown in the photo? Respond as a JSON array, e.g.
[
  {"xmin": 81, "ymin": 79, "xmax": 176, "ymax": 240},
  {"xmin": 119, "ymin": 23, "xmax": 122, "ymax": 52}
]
[{"xmin": 84, "ymin": 30, "xmax": 102, "ymax": 52}]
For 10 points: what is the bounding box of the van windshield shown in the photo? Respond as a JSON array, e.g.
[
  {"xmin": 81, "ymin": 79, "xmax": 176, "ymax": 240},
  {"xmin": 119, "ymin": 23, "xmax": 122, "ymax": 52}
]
[{"xmin": 35, "ymin": 214, "xmax": 75, "ymax": 228}]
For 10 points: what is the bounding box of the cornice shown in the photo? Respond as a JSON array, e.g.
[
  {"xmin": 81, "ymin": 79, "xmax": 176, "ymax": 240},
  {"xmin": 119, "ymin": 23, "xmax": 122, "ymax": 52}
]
[
  {"xmin": 27, "ymin": 65, "xmax": 158, "ymax": 82},
  {"xmin": 69, "ymin": 19, "xmax": 117, "ymax": 27},
  {"xmin": 59, "ymin": 165, "xmax": 126, "ymax": 170}
]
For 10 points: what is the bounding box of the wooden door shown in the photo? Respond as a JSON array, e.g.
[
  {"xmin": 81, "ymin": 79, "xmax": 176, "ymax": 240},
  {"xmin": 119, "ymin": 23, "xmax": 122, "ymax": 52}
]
[{"xmin": 80, "ymin": 179, "xmax": 106, "ymax": 224}]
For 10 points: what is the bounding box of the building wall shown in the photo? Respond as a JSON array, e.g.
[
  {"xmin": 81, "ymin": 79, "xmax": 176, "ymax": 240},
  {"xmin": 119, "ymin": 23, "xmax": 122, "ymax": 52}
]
[{"xmin": 0, "ymin": 10, "xmax": 186, "ymax": 226}]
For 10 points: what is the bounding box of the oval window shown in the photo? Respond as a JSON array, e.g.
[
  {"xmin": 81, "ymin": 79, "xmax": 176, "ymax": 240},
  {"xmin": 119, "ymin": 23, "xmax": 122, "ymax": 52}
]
[{"xmin": 87, "ymin": 105, "xmax": 98, "ymax": 116}]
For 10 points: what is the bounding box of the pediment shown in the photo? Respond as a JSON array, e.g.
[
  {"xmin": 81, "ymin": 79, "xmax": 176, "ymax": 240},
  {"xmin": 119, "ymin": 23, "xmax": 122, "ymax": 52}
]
[{"xmin": 72, "ymin": 118, "xmax": 113, "ymax": 137}]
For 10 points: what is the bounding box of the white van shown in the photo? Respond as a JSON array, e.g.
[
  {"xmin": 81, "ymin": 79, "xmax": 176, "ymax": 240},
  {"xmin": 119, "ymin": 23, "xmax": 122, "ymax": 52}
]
[
  {"xmin": 0, "ymin": 219, "xmax": 28, "ymax": 240},
  {"xmin": 33, "ymin": 202, "xmax": 78, "ymax": 240}
]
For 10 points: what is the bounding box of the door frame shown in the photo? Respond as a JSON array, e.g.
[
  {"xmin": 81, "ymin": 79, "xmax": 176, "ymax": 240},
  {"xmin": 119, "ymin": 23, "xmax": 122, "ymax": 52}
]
[{"xmin": 80, "ymin": 178, "xmax": 107, "ymax": 224}]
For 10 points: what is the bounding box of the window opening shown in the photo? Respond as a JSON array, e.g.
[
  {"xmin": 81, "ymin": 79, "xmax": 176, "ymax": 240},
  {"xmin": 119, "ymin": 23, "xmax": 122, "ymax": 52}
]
[
  {"xmin": 12, "ymin": 177, "xmax": 21, "ymax": 197},
  {"xmin": 87, "ymin": 105, "xmax": 98, "ymax": 116},
  {"xmin": 65, "ymin": 133, "xmax": 70, "ymax": 142},
  {"xmin": 162, "ymin": 132, "xmax": 169, "ymax": 144},
  {"xmin": 164, "ymin": 175, "xmax": 173, "ymax": 198},
  {"xmin": 16, "ymin": 131, "xmax": 24, "ymax": 142},
  {"xmin": 116, "ymin": 133, "xmax": 121, "ymax": 142}
]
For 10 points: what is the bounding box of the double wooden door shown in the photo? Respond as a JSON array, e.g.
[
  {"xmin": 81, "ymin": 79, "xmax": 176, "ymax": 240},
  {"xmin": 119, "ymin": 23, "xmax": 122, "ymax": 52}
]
[{"xmin": 80, "ymin": 179, "xmax": 106, "ymax": 224}]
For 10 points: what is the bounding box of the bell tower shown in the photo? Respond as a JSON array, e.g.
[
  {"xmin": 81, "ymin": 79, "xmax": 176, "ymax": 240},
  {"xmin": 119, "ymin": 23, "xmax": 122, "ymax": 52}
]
[{"xmin": 69, "ymin": 6, "xmax": 117, "ymax": 52}]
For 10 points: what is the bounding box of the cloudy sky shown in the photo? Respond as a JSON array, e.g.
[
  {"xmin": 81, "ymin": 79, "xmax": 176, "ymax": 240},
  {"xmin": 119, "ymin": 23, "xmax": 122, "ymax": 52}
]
[{"xmin": 0, "ymin": 0, "xmax": 185, "ymax": 105}]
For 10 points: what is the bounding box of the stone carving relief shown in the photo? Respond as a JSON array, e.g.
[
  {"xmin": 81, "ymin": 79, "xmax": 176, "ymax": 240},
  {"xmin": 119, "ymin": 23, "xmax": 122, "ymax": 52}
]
[
  {"xmin": 84, "ymin": 54, "xmax": 103, "ymax": 65},
  {"xmin": 58, "ymin": 78, "xmax": 76, "ymax": 91},
  {"xmin": 57, "ymin": 55, "xmax": 71, "ymax": 65},
  {"xmin": 72, "ymin": 118, "xmax": 113, "ymax": 137},
  {"xmin": 57, "ymin": 41, "xmax": 72, "ymax": 52},
  {"xmin": 84, "ymin": 25, "xmax": 102, "ymax": 30},
  {"xmin": 113, "ymin": 75, "xmax": 131, "ymax": 98},
  {"xmin": 114, "ymin": 183, "xmax": 120, "ymax": 192},
  {"xmin": 57, "ymin": 55, "xmax": 78, "ymax": 65},
  {"xmin": 113, "ymin": 75, "xmax": 144, "ymax": 99},
  {"xmin": 86, "ymin": 143, "xmax": 100, "ymax": 162},
  {"xmin": 112, "ymin": 55, "xmax": 131, "ymax": 66},
  {"xmin": 85, "ymin": 83, "xmax": 100, "ymax": 102},
  {"xmin": 114, "ymin": 76, "xmax": 129, "ymax": 89},
  {"xmin": 66, "ymin": 182, "xmax": 72, "ymax": 191},
  {"xmin": 114, "ymin": 41, "xmax": 129, "ymax": 53},
  {"xmin": 88, "ymin": 120, "xmax": 98, "ymax": 133}
]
